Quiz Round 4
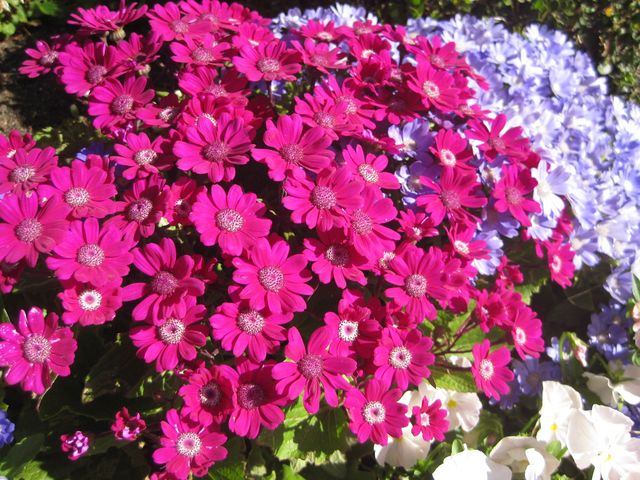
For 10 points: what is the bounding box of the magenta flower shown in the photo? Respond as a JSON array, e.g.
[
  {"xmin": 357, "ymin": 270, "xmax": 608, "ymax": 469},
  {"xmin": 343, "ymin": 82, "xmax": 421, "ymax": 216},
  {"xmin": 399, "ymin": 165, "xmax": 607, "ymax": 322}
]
[
  {"xmin": 471, "ymin": 339, "xmax": 514, "ymax": 400},
  {"xmin": 231, "ymin": 238, "xmax": 313, "ymax": 314},
  {"xmin": 59, "ymin": 42, "xmax": 125, "ymax": 97},
  {"xmin": 178, "ymin": 364, "xmax": 238, "ymax": 427},
  {"xmin": 174, "ymin": 113, "xmax": 253, "ymax": 183},
  {"xmin": 210, "ymin": 301, "xmax": 290, "ymax": 362},
  {"xmin": 511, "ymin": 303, "xmax": 544, "ymax": 360},
  {"xmin": 492, "ymin": 164, "xmax": 541, "ymax": 227},
  {"xmin": 0, "ymin": 307, "xmax": 77, "ymax": 394},
  {"xmin": 191, "ymin": 184, "xmax": 272, "ymax": 256},
  {"xmin": 466, "ymin": 114, "xmax": 530, "ymax": 163},
  {"xmin": 273, "ymin": 326, "xmax": 356, "ymax": 414},
  {"xmin": 59, "ymin": 280, "xmax": 124, "ymax": 326},
  {"xmin": 430, "ymin": 128, "xmax": 473, "ymax": 170},
  {"xmin": 228, "ymin": 358, "xmax": 285, "ymax": 439},
  {"xmin": 178, "ymin": 66, "xmax": 249, "ymax": 100},
  {"xmin": 113, "ymin": 132, "xmax": 170, "ymax": 180},
  {"xmin": 293, "ymin": 38, "xmax": 347, "ymax": 74},
  {"xmin": 153, "ymin": 409, "xmax": 227, "ymax": 480},
  {"xmin": 0, "ymin": 193, "xmax": 68, "ymax": 268},
  {"xmin": 0, "ymin": 146, "xmax": 57, "ymax": 195},
  {"xmin": 170, "ymin": 34, "xmax": 230, "ymax": 66},
  {"xmin": 88, "ymin": 76, "xmax": 154, "ymax": 131},
  {"xmin": 294, "ymin": 93, "xmax": 352, "ymax": 140},
  {"xmin": 130, "ymin": 299, "xmax": 208, "ymax": 372},
  {"xmin": 68, "ymin": 2, "xmax": 147, "ymax": 34},
  {"xmin": 407, "ymin": 63, "xmax": 460, "ymax": 113},
  {"xmin": 166, "ymin": 177, "xmax": 202, "ymax": 226},
  {"xmin": 283, "ymin": 167, "xmax": 363, "ymax": 231},
  {"xmin": 46, "ymin": 217, "xmax": 134, "ymax": 287},
  {"xmin": 324, "ymin": 302, "xmax": 380, "ymax": 358},
  {"xmin": 147, "ymin": 2, "xmax": 210, "ymax": 42},
  {"xmin": 0, "ymin": 130, "xmax": 35, "ymax": 160},
  {"xmin": 373, "ymin": 327, "xmax": 434, "ymax": 390},
  {"xmin": 112, "ymin": 407, "xmax": 147, "ymax": 441},
  {"xmin": 342, "ymin": 144, "xmax": 399, "ymax": 190},
  {"xmin": 127, "ymin": 237, "xmax": 205, "ymax": 322},
  {"xmin": 233, "ymin": 40, "xmax": 301, "ymax": 82},
  {"xmin": 344, "ymin": 379, "xmax": 409, "ymax": 446},
  {"xmin": 252, "ymin": 113, "xmax": 334, "ymax": 181},
  {"xmin": 545, "ymin": 240, "xmax": 575, "ymax": 288},
  {"xmin": 411, "ymin": 398, "xmax": 449, "ymax": 442},
  {"xmin": 60, "ymin": 431, "xmax": 90, "ymax": 461},
  {"xmin": 19, "ymin": 36, "xmax": 69, "ymax": 78},
  {"xmin": 384, "ymin": 245, "xmax": 450, "ymax": 322}
]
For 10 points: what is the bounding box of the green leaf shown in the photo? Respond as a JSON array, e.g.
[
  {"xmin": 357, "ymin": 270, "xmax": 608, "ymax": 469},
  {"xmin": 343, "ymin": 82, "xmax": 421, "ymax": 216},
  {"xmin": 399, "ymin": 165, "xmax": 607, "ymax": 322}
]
[
  {"xmin": 282, "ymin": 464, "xmax": 305, "ymax": 480},
  {"xmin": 207, "ymin": 437, "xmax": 245, "ymax": 480},
  {"xmin": 0, "ymin": 433, "xmax": 45, "ymax": 477},
  {"xmin": 632, "ymin": 274, "xmax": 640, "ymax": 302},
  {"xmin": 546, "ymin": 440, "xmax": 567, "ymax": 460},
  {"xmin": 9, "ymin": 461, "xmax": 54, "ymax": 480},
  {"xmin": 430, "ymin": 367, "xmax": 477, "ymax": 393}
]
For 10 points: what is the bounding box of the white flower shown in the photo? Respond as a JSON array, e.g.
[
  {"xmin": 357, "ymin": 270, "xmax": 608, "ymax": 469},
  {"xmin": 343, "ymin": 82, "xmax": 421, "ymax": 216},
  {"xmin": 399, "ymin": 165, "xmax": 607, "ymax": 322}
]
[
  {"xmin": 566, "ymin": 405, "xmax": 640, "ymax": 480},
  {"xmin": 419, "ymin": 382, "xmax": 483, "ymax": 432},
  {"xmin": 433, "ymin": 449, "xmax": 512, "ymax": 480},
  {"xmin": 585, "ymin": 365, "xmax": 640, "ymax": 406},
  {"xmin": 489, "ymin": 436, "xmax": 560, "ymax": 480},
  {"xmin": 585, "ymin": 373, "xmax": 617, "ymax": 406},
  {"xmin": 537, "ymin": 381, "xmax": 582, "ymax": 445}
]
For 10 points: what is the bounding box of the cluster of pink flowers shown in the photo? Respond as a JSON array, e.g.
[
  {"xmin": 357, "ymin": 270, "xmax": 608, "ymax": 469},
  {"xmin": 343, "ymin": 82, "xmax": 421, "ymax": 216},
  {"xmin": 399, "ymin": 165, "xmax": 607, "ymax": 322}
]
[{"xmin": 1, "ymin": 0, "xmax": 577, "ymax": 477}]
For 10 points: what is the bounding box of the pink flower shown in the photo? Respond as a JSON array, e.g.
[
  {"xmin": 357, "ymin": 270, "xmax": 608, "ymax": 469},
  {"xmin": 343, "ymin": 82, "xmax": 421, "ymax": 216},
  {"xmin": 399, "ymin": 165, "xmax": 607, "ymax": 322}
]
[
  {"xmin": 210, "ymin": 301, "xmax": 290, "ymax": 362},
  {"xmin": 0, "ymin": 307, "xmax": 77, "ymax": 394},
  {"xmin": 231, "ymin": 238, "xmax": 313, "ymax": 314},
  {"xmin": 346, "ymin": 187, "xmax": 399, "ymax": 258},
  {"xmin": 178, "ymin": 364, "xmax": 238, "ymax": 426},
  {"xmin": 112, "ymin": 407, "xmax": 146, "ymax": 441},
  {"xmin": 411, "ymin": 398, "xmax": 449, "ymax": 441},
  {"xmin": 40, "ymin": 160, "xmax": 117, "ymax": 219},
  {"xmin": 233, "ymin": 40, "xmax": 302, "ymax": 82},
  {"xmin": 58, "ymin": 42, "xmax": 126, "ymax": 97},
  {"xmin": 344, "ymin": 379, "xmax": 409, "ymax": 446},
  {"xmin": 228, "ymin": 358, "xmax": 286, "ymax": 439},
  {"xmin": 342, "ymin": 144, "xmax": 399, "ymax": 190},
  {"xmin": 445, "ymin": 223, "xmax": 489, "ymax": 261},
  {"xmin": 153, "ymin": 409, "xmax": 227, "ymax": 480},
  {"xmin": 273, "ymin": 327, "xmax": 357, "ymax": 414},
  {"xmin": 19, "ymin": 35, "xmax": 69, "ymax": 78},
  {"xmin": 283, "ymin": 167, "xmax": 363, "ymax": 231},
  {"xmin": 511, "ymin": 303, "xmax": 544, "ymax": 360},
  {"xmin": 174, "ymin": 113, "xmax": 253, "ymax": 183},
  {"xmin": 0, "ymin": 146, "xmax": 57, "ymax": 195},
  {"xmin": 429, "ymin": 128, "xmax": 473, "ymax": 169},
  {"xmin": 190, "ymin": 184, "xmax": 271, "ymax": 256},
  {"xmin": 324, "ymin": 301, "xmax": 380, "ymax": 358},
  {"xmin": 113, "ymin": 132, "xmax": 171, "ymax": 180},
  {"xmin": 147, "ymin": 2, "xmax": 209, "ymax": 42},
  {"xmin": 492, "ymin": 164, "xmax": 541, "ymax": 227},
  {"xmin": 178, "ymin": 67, "xmax": 248, "ymax": 100},
  {"xmin": 252, "ymin": 114, "xmax": 334, "ymax": 182},
  {"xmin": 293, "ymin": 38, "xmax": 347, "ymax": 74},
  {"xmin": 68, "ymin": 2, "xmax": 147, "ymax": 33},
  {"xmin": 170, "ymin": 34, "xmax": 230, "ymax": 66},
  {"xmin": 0, "ymin": 261, "xmax": 24, "ymax": 294},
  {"xmin": 46, "ymin": 217, "xmax": 134, "ymax": 287},
  {"xmin": 166, "ymin": 177, "xmax": 202, "ymax": 226},
  {"xmin": 58, "ymin": 280, "xmax": 125, "ymax": 326},
  {"xmin": 60, "ymin": 431, "xmax": 90, "ymax": 460},
  {"xmin": 294, "ymin": 93, "xmax": 352, "ymax": 140},
  {"xmin": 88, "ymin": 76, "xmax": 154, "ymax": 131},
  {"xmin": 116, "ymin": 32, "xmax": 162, "ymax": 74},
  {"xmin": 127, "ymin": 238, "xmax": 205, "ymax": 321},
  {"xmin": 545, "ymin": 240, "xmax": 575, "ymax": 288},
  {"xmin": 407, "ymin": 63, "xmax": 460, "ymax": 113},
  {"xmin": 0, "ymin": 130, "xmax": 35, "ymax": 160},
  {"xmin": 303, "ymin": 228, "xmax": 367, "ymax": 288},
  {"xmin": 471, "ymin": 339, "xmax": 514, "ymax": 400},
  {"xmin": 130, "ymin": 299, "xmax": 208, "ymax": 372},
  {"xmin": 466, "ymin": 114, "xmax": 530, "ymax": 163},
  {"xmin": 0, "ymin": 193, "xmax": 69, "ymax": 268}
]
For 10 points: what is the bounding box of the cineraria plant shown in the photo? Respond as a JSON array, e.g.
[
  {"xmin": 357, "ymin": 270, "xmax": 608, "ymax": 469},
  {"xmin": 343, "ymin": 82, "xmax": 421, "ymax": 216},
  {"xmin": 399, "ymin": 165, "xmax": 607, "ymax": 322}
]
[{"xmin": 0, "ymin": 1, "xmax": 637, "ymax": 479}]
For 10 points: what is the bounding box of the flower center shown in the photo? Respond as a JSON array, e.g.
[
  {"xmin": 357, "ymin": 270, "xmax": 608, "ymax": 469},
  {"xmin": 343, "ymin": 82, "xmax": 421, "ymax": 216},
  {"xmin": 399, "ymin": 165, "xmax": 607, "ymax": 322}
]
[
  {"xmin": 279, "ymin": 144, "xmax": 304, "ymax": 165},
  {"xmin": 420, "ymin": 412, "xmax": 431, "ymax": 426},
  {"xmin": 134, "ymin": 148, "xmax": 157, "ymax": 166},
  {"xmin": 158, "ymin": 317, "xmax": 186, "ymax": 344},
  {"xmin": 325, "ymin": 244, "xmax": 349, "ymax": 267},
  {"xmin": 551, "ymin": 255, "xmax": 562, "ymax": 273},
  {"xmin": 256, "ymin": 57, "xmax": 280, "ymax": 73},
  {"xmin": 151, "ymin": 271, "xmax": 179, "ymax": 295},
  {"xmin": 422, "ymin": 81, "xmax": 440, "ymax": 99},
  {"xmin": 317, "ymin": 31, "xmax": 334, "ymax": 41},
  {"xmin": 176, "ymin": 432, "xmax": 202, "ymax": 458},
  {"xmin": 202, "ymin": 142, "xmax": 228, "ymax": 162},
  {"xmin": 313, "ymin": 111, "xmax": 335, "ymax": 129},
  {"xmin": 389, "ymin": 346, "xmax": 413, "ymax": 369},
  {"xmin": 488, "ymin": 137, "xmax": 506, "ymax": 151},
  {"xmin": 514, "ymin": 327, "xmax": 526, "ymax": 346},
  {"xmin": 454, "ymin": 240, "xmax": 470, "ymax": 255},
  {"xmin": 258, "ymin": 266, "xmax": 284, "ymax": 292},
  {"xmin": 159, "ymin": 107, "xmax": 178, "ymax": 122},
  {"xmin": 14, "ymin": 218, "xmax": 42, "ymax": 243},
  {"xmin": 9, "ymin": 165, "xmax": 36, "ymax": 184},
  {"xmin": 199, "ymin": 381, "xmax": 221, "ymax": 407},
  {"xmin": 215, "ymin": 208, "xmax": 244, "ymax": 232},
  {"xmin": 191, "ymin": 47, "xmax": 214, "ymax": 64},
  {"xmin": 504, "ymin": 186, "xmax": 523, "ymax": 206},
  {"xmin": 338, "ymin": 319, "xmax": 359, "ymax": 343},
  {"xmin": 310, "ymin": 186, "xmax": 337, "ymax": 209},
  {"xmin": 78, "ymin": 289, "xmax": 103, "ymax": 311},
  {"xmin": 404, "ymin": 274, "xmax": 427, "ymax": 298},
  {"xmin": 311, "ymin": 53, "xmax": 329, "ymax": 66},
  {"xmin": 357, "ymin": 163, "xmax": 379, "ymax": 184},
  {"xmin": 126, "ymin": 197, "xmax": 153, "ymax": 222},
  {"xmin": 206, "ymin": 84, "xmax": 227, "ymax": 97},
  {"xmin": 64, "ymin": 187, "xmax": 91, "ymax": 208},
  {"xmin": 350, "ymin": 210, "xmax": 373, "ymax": 234},
  {"xmin": 76, "ymin": 243, "xmax": 105, "ymax": 267},
  {"xmin": 86, "ymin": 65, "xmax": 107, "ymax": 85},
  {"xmin": 336, "ymin": 95, "xmax": 357, "ymax": 115},
  {"xmin": 237, "ymin": 383, "xmax": 264, "ymax": 409},
  {"xmin": 173, "ymin": 200, "xmax": 191, "ymax": 219},
  {"xmin": 440, "ymin": 149, "xmax": 456, "ymax": 167},
  {"xmin": 362, "ymin": 401, "xmax": 386, "ymax": 425},
  {"xmin": 111, "ymin": 94, "xmax": 134, "ymax": 115},
  {"xmin": 440, "ymin": 190, "xmax": 461, "ymax": 210},
  {"xmin": 237, "ymin": 309, "xmax": 265, "ymax": 335},
  {"xmin": 479, "ymin": 359, "xmax": 494, "ymax": 380},
  {"xmin": 430, "ymin": 54, "xmax": 445, "ymax": 68},
  {"xmin": 39, "ymin": 50, "xmax": 58, "ymax": 66},
  {"xmin": 23, "ymin": 334, "xmax": 52, "ymax": 363},
  {"xmin": 171, "ymin": 19, "xmax": 189, "ymax": 33},
  {"xmin": 196, "ymin": 113, "xmax": 217, "ymax": 128},
  {"xmin": 298, "ymin": 354, "xmax": 323, "ymax": 379}
]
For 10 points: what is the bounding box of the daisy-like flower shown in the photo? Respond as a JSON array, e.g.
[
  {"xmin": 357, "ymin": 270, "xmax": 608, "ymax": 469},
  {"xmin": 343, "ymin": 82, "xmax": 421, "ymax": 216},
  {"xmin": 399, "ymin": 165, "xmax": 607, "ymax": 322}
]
[
  {"xmin": 0, "ymin": 193, "xmax": 68, "ymax": 268},
  {"xmin": 174, "ymin": 113, "xmax": 253, "ymax": 183},
  {"xmin": 429, "ymin": 128, "xmax": 473, "ymax": 170},
  {"xmin": 178, "ymin": 364, "xmax": 238, "ymax": 427},
  {"xmin": 0, "ymin": 146, "xmax": 57, "ymax": 195},
  {"xmin": 273, "ymin": 326, "xmax": 357, "ymax": 414},
  {"xmin": 283, "ymin": 167, "xmax": 363, "ymax": 231},
  {"xmin": 466, "ymin": 114, "xmax": 531, "ymax": 163},
  {"xmin": 0, "ymin": 307, "xmax": 77, "ymax": 394},
  {"xmin": 130, "ymin": 298, "xmax": 208, "ymax": 372},
  {"xmin": 471, "ymin": 339, "xmax": 514, "ymax": 400},
  {"xmin": 344, "ymin": 379, "xmax": 409, "ymax": 446},
  {"xmin": 127, "ymin": 237, "xmax": 205, "ymax": 322},
  {"xmin": 228, "ymin": 358, "xmax": 286, "ymax": 439},
  {"xmin": 58, "ymin": 280, "xmax": 125, "ymax": 326},
  {"xmin": 58, "ymin": 42, "xmax": 125, "ymax": 97},
  {"xmin": 0, "ymin": 130, "xmax": 35, "ymax": 160},
  {"xmin": 170, "ymin": 34, "xmax": 230, "ymax": 66},
  {"xmin": 346, "ymin": 187, "xmax": 399, "ymax": 258},
  {"xmin": 407, "ymin": 63, "xmax": 460, "ymax": 113},
  {"xmin": 116, "ymin": 32, "xmax": 162, "ymax": 74},
  {"xmin": 210, "ymin": 301, "xmax": 290, "ymax": 362},
  {"xmin": 153, "ymin": 409, "xmax": 227, "ymax": 480},
  {"xmin": 292, "ymin": 38, "xmax": 347, "ymax": 74},
  {"xmin": 19, "ymin": 35, "xmax": 69, "ymax": 78},
  {"xmin": 68, "ymin": 2, "xmax": 148, "ymax": 35},
  {"xmin": 294, "ymin": 93, "xmax": 352, "ymax": 141},
  {"xmin": 373, "ymin": 328, "xmax": 435, "ymax": 390},
  {"xmin": 147, "ymin": 2, "xmax": 210, "ymax": 42},
  {"xmin": 411, "ymin": 398, "xmax": 449, "ymax": 442},
  {"xmin": 113, "ymin": 132, "xmax": 170, "ymax": 180},
  {"xmin": 511, "ymin": 303, "xmax": 544, "ymax": 360},
  {"xmin": 342, "ymin": 144, "xmax": 399, "ymax": 191},
  {"xmin": 190, "ymin": 184, "xmax": 271, "ymax": 256},
  {"xmin": 178, "ymin": 67, "xmax": 249, "ymax": 100},
  {"xmin": 384, "ymin": 245, "xmax": 449, "ymax": 322},
  {"xmin": 88, "ymin": 76, "xmax": 154, "ymax": 131},
  {"xmin": 233, "ymin": 39, "xmax": 302, "ymax": 82},
  {"xmin": 231, "ymin": 238, "xmax": 313, "ymax": 314},
  {"xmin": 324, "ymin": 302, "xmax": 380, "ymax": 358},
  {"xmin": 544, "ymin": 240, "xmax": 575, "ymax": 288},
  {"xmin": 40, "ymin": 160, "xmax": 117, "ymax": 219},
  {"xmin": 165, "ymin": 177, "xmax": 202, "ymax": 227},
  {"xmin": 492, "ymin": 164, "xmax": 541, "ymax": 227},
  {"xmin": 46, "ymin": 217, "xmax": 134, "ymax": 287},
  {"xmin": 252, "ymin": 114, "xmax": 334, "ymax": 182}
]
